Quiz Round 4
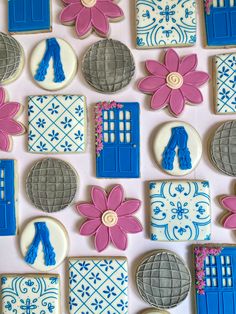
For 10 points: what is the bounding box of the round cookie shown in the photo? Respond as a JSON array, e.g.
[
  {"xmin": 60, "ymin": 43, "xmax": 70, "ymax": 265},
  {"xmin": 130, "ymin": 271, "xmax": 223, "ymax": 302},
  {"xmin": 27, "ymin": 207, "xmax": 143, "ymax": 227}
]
[
  {"xmin": 136, "ymin": 250, "xmax": 191, "ymax": 310},
  {"xmin": 26, "ymin": 158, "xmax": 78, "ymax": 213},
  {"xmin": 153, "ymin": 121, "xmax": 202, "ymax": 176},
  {"xmin": 30, "ymin": 37, "xmax": 77, "ymax": 91},
  {"xmin": 141, "ymin": 310, "xmax": 170, "ymax": 314},
  {"xmin": 82, "ymin": 39, "xmax": 135, "ymax": 93},
  {"xmin": 210, "ymin": 120, "xmax": 236, "ymax": 176},
  {"xmin": 0, "ymin": 32, "xmax": 24, "ymax": 85},
  {"xmin": 20, "ymin": 216, "xmax": 69, "ymax": 272}
]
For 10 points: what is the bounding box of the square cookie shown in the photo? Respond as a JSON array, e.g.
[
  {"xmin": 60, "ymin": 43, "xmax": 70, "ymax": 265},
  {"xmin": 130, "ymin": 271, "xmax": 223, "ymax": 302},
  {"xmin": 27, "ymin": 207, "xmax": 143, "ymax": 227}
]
[
  {"xmin": 28, "ymin": 95, "xmax": 86, "ymax": 153},
  {"xmin": 150, "ymin": 181, "xmax": 211, "ymax": 241},
  {"xmin": 214, "ymin": 53, "xmax": 236, "ymax": 114},
  {"xmin": 1, "ymin": 274, "xmax": 60, "ymax": 314},
  {"xmin": 136, "ymin": 0, "xmax": 196, "ymax": 48},
  {"xmin": 68, "ymin": 257, "xmax": 128, "ymax": 314}
]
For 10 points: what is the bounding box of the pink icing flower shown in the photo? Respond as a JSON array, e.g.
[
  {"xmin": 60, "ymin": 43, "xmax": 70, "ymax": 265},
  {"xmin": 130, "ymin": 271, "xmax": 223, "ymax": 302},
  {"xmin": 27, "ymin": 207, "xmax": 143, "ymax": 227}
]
[
  {"xmin": 60, "ymin": 0, "xmax": 124, "ymax": 38},
  {"xmin": 221, "ymin": 195, "xmax": 236, "ymax": 229},
  {"xmin": 138, "ymin": 49, "xmax": 210, "ymax": 116},
  {"xmin": 77, "ymin": 184, "xmax": 143, "ymax": 252},
  {"xmin": 0, "ymin": 87, "xmax": 25, "ymax": 152}
]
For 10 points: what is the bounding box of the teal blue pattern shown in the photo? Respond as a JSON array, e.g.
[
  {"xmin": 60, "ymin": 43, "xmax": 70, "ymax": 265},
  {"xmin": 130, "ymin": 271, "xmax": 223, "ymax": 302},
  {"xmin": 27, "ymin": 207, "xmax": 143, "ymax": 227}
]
[
  {"xmin": 1, "ymin": 275, "xmax": 60, "ymax": 313},
  {"xmin": 136, "ymin": 0, "xmax": 196, "ymax": 48},
  {"xmin": 68, "ymin": 258, "xmax": 128, "ymax": 314},
  {"xmin": 28, "ymin": 95, "xmax": 86, "ymax": 153}
]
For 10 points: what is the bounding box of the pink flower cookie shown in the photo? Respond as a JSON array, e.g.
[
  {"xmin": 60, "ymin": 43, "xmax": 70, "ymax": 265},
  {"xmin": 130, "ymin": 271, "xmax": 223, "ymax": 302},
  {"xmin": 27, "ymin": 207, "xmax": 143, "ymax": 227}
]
[
  {"xmin": 221, "ymin": 195, "xmax": 236, "ymax": 229},
  {"xmin": 138, "ymin": 49, "xmax": 210, "ymax": 117},
  {"xmin": 60, "ymin": 0, "xmax": 124, "ymax": 38},
  {"xmin": 77, "ymin": 184, "xmax": 142, "ymax": 252},
  {"xmin": 0, "ymin": 87, "xmax": 25, "ymax": 152}
]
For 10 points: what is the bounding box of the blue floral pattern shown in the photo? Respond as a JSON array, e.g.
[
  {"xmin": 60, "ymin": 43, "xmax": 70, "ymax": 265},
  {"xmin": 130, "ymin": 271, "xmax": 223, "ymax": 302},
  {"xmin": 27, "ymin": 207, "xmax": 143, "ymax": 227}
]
[
  {"xmin": 136, "ymin": 0, "xmax": 196, "ymax": 48},
  {"xmin": 150, "ymin": 181, "xmax": 211, "ymax": 241},
  {"xmin": 28, "ymin": 95, "xmax": 86, "ymax": 153},
  {"xmin": 1, "ymin": 275, "xmax": 60, "ymax": 314},
  {"xmin": 68, "ymin": 258, "xmax": 128, "ymax": 314}
]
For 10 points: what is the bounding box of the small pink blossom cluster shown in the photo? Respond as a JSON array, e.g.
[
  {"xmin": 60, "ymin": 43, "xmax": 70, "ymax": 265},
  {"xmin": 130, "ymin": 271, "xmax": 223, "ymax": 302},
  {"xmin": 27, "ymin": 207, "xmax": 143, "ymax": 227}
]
[
  {"xmin": 194, "ymin": 246, "xmax": 222, "ymax": 295},
  {"xmin": 205, "ymin": 0, "xmax": 213, "ymax": 14},
  {"xmin": 95, "ymin": 101, "xmax": 123, "ymax": 156}
]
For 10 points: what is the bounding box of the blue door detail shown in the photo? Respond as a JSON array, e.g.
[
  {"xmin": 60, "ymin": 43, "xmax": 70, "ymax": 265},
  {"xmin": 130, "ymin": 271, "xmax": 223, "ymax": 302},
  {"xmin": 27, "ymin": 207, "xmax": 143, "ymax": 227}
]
[
  {"xmin": 8, "ymin": 0, "xmax": 51, "ymax": 33},
  {"xmin": 96, "ymin": 102, "xmax": 140, "ymax": 178},
  {"xmin": 205, "ymin": 0, "xmax": 236, "ymax": 46},
  {"xmin": 0, "ymin": 160, "xmax": 17, "ymax": 236}
]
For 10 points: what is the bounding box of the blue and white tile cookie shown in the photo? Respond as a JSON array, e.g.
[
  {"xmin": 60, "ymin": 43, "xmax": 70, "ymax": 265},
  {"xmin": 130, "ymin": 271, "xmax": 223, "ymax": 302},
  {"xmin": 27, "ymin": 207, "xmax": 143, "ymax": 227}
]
[
  {"xmin": 136, "ymin": 0, "xmax": 196, "ymax": 48},
  {"xmin": 214, "ymin": 53, "xmax": 236, "ymax": 114},
  {"xmin": 68, "ymin": 257, "xmax": 128, "ymax": 314},
  {"xmin": 1, "ymin": 274, "xmax": 60, "ymax": 314},
  {"xmin": 28, "ymin": 95, "xmax": 86, "ymax": 153},
  {"xmin": 150, "ymin": 180, "xmax": 211, "ymax": 241}
]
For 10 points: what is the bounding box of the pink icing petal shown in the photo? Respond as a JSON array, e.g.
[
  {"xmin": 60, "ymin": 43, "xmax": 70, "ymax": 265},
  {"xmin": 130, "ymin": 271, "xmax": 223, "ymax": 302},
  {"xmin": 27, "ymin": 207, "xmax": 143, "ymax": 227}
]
[
  {"xmin": 80, "ymin": 219, "xmax": 101, "ymax": 235},
  {"xmin": 146, "ymin": 60, "xmax": 169, "ymax": 77},
  {"xmin": 91, "ymin": 186, "xmax": 107, "ymax": 212},
  {"xmin": 181, "ymin": 84, "xmax": 203, "ymax": 104},
  {"xmin": 138, "ymin": 76, "xmax": 166, "ymax": 93},
  {"xmin": 0, "ymin": 119, "xmax": 24, "ymax": 135},
  {"xmin": 165, "ymin": 49, "xmax": 180, "ymax": 72},
  {"xmin": 77, "ymin": 203, "xmax": 102, "ymax": 218},
  {"xmin": 223, "ymin": 214, "xmax": 236, "ymax": 229},
  {"xmin": 184, "ymin": 71, "xmax": 210, "ymax": 86},
  {"xmin": 95, "ymin": 224, "xmax": 110, "ymax": 252},
  {"xmin": 0, "ymin": 103, "xmax": 21, "ymax": 119},
  {"xmin": 60, "ymin": 3, "xmax": 84, "ymax": 22},
  {"xmin": 0, "ymin": 130, "xmax": 10, "ymax": 152},
  {"xmin": 96, "ymin": 1, "xmax": 124, "ymax": 18},
  {"xmin": 179, "ymin": 54, "xmax": 198, "ymax": 75},
  {"xmin": 221, "ymin": 196, "xmax": 236, "ymax": 213},
  {"xmin": 62, "ymin": 0, "xmax": 80, "ymax": 3},
  {"xmin": 169, "ymin": 89, "xmax": 185, "ymax": 116},
  {"xmin": 116, "ymin": 200, "xmax": 141, "ymax": 216},
  {"xmin": 91, "ymin": 7, "xmax": 109, "ymax": 36},
  {"xmin": 75, "ymin": 7, "xmax": 92, "ymax": 37},
  {"xmin": 110, "ymin": 225, "xmax": 128, "ymax": 250},
  {"xmin": 118, "ymin": 216, "xmax": 143, "ymax": 233},
  {"xmin": 151, "ymin": 85, "xmax": 171, "ymax": 110},
  {"xmin": 107, "ymin": 185, "xmax": 124, "ymax": 211},
  {"xmin": 0, "ymin": 87, "xmax": 5, "ymax": 105}
]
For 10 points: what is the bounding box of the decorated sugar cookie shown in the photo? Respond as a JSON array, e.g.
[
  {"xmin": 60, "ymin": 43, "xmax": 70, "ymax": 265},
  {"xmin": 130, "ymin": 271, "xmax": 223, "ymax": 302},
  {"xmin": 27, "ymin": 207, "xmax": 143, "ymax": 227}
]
[
  {"xmin": 0, "ymin": 87, "xmax": 25, "ymax": 152},
  {"xmin": 141, "ymin": 310, "xmax": 170, "ymax": 314},
  {"xmin": 30, "ymin": 37, "xmax": 77, "ymax": 91},
  {"xmin": 77, "ymin": 185, "xmax": 142, "ymax": 252},
  {"xmin": 220, "ymin": 190, "xmax": 236, "ymax": 229},
  {"xmin": 138, "ymin": 49, "xmax": 209, "ymax": 116},
  {"xmin": 20, "ymin": 217, "xmax": 69, "ymax": 271},
  {"xmin": 60, "ymin": 0, "xmax": 124, "ymax": 38}
]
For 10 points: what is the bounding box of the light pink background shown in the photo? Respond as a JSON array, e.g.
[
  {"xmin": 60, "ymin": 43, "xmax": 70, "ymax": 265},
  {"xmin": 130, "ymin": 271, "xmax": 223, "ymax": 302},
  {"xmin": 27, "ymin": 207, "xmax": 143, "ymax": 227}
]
[{"xmin": 0, "ymin": 1, "xmax": 235, "ymax": 313}]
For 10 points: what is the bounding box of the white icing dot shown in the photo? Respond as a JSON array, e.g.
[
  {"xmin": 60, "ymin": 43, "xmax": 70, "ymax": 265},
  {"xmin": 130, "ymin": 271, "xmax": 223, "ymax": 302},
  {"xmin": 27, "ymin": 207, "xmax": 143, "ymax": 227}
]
[
  {"xmin": 166, "ymin": 72, "xmax": 183, "ymax": 90},
  {"xmin": 102, "ymin": 210, "xmax": 118, "ymax": 227},
  {"xmin": 81, "ymin": 0, "xmax": 97, "ymax": 7}
]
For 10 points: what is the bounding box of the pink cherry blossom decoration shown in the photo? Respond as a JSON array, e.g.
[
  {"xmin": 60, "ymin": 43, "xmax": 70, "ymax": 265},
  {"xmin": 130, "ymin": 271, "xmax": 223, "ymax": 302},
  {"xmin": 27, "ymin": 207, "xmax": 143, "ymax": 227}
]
[
  {"xmin": 138, "ymin": 49, "xmax": 210, "ymax": 117},
  {"xmin": 205, "ymin": 0, "xmax": 214, "ymax": 13},
  {"xmin": 77, "ymin": 184, "xmax": 142, "ymax": 252},
  {"xmin": 221, "ymin": 195, "xmax": 236, "ymax": 229},
  {"xmin": 0, "ymin": 87, "xmax": 25, "ymax": 152},
  {"xmin": 60, "ymin": 0, "xmax": 124, "ymax": 38}
]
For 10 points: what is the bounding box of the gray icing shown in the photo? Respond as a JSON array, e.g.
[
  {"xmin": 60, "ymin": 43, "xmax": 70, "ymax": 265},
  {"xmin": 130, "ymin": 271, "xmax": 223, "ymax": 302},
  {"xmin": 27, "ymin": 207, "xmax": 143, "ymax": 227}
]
[
  {"xmin": 136, "ymin": 251, "xmax": 191, "ymax": 310},
  {"xmin": 0, "ymin": 32, "xmax": 23, "ymax": 84},
  {"xmin": 26, "ymin": 158, "xmax": 78, "ymax": 213},
  {"xmin": 82, "ymin": 39, "xmax": 135, "ymax": 93},
  {"xmin": 211, "ymin": 120, "xmax": 236, "ymax": 176}
]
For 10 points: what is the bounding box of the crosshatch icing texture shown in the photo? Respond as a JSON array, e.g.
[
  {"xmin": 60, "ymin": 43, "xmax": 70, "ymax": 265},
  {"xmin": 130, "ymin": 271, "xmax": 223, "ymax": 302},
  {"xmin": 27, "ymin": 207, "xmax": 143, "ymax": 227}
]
[
  {"xmin": 28, "ymin": 95, "xmax": 86, "ymax": 153},
  {"xmin": 150, "ymin": 181, "xmax": 211, "ymax": 241},
  {"xmin": 1, "ymin": 275, "xmax": 60, "ymax": 314},
  {"xmin": 136, "ymin": 0, "xmax": 196, "ymax": 48},
  {"xmin": 68, "ymin": 257, "xmax": 128, "ymax": 314},
  {"xmin": 215, "ymin": 53, "xmax": 236, "ymax": 114}
]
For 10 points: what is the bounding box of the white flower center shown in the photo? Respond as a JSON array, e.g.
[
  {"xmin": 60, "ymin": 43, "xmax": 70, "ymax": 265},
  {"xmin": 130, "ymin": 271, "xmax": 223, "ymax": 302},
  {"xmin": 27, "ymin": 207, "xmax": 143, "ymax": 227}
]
[
  {"xmin": 102, "ymin": 210, "xmax": 118, "ymax": 227},
  {"xmin": 166, "ymin": 72, "xmax": 183, "ymax": 90},
  {"xmin": 81, "ymin": 0, "xmax": 97, "ymax": 7}
]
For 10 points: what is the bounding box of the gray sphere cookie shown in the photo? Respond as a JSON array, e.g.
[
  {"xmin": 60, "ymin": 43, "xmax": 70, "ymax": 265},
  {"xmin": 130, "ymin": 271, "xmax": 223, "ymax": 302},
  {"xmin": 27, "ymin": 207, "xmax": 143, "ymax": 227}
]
[
  {"xmin": 26, "ymin": 158, "xmax": 78, "ymax": 213},
  {"xmin": 82, "ymin": 39, "xmax": 135, "ymax": 93},
  {"xmin": 0, "ymin": 32, "xmax": 24, "ymax": 84},
  {"xmin": 136, "ymin": 250, "xmax": 191, "ymax": 310},
  {"xmin": 211, "ymin": 120, "xmax": 236, "ymax": 176}
]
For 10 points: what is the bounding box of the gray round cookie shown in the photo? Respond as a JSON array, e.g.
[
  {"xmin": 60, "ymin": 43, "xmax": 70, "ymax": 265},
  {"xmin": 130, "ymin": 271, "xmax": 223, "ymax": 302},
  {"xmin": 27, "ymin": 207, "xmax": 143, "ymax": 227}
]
[
  {"xmin": 136, "ymin": 250, "xmax": 191, "ymax": 310},
  {"xmin": 0, "ymin": 32, "xmax": 24, "ymax": 85},
  {"xmin": 82, "ymin": 39, "xmax": 135, "ymax": 93},
  {"xmin": 141, "ymin": 310, "xmax": 170, "ymax": 314},
  {"xmin": 26, "ymin": 158, "xmax": 78, "ymax": 213},
  {"xmin": 210, "ymin": 120, "xmax": 236, "ymax": 176}
]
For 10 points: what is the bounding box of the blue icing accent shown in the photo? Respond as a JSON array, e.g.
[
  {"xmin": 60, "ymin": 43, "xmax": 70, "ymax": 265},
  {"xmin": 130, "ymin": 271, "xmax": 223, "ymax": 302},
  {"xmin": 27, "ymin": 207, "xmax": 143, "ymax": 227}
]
[
  {"xmin": 8, "ymin": 0, "xmax": 51, "ymax": 33},
  {"xmin": 136, "ymin": 0, "xmax": 196, "ymax": 48},
  {"xmin": 0, "ymin": 160, "xmax": 16, "ymax": 236}
]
